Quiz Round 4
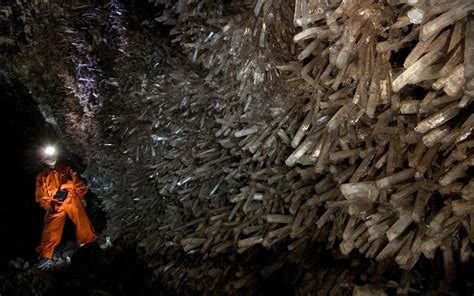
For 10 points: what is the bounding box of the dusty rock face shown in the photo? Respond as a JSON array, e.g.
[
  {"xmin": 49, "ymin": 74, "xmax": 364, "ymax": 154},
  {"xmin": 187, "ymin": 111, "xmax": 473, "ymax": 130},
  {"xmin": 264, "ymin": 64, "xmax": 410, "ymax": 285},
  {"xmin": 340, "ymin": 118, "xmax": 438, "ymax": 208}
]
[{"xmin": 1, "ymin": 0, "xmax": 474, "ymax": 295}]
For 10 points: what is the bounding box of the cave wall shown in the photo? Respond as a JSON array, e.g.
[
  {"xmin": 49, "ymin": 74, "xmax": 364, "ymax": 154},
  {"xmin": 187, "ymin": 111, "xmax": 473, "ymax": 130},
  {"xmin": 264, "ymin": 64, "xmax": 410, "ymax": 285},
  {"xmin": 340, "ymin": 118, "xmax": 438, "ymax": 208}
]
[{"xmin": 1, "ymin": 0, "xmax": 473, "ymax": 295}]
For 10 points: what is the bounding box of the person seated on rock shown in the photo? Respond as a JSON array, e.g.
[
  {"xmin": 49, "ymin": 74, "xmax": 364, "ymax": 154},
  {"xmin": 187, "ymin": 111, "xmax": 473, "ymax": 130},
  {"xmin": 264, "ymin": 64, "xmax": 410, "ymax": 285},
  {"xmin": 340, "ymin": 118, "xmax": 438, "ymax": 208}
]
[{"xmin": 34, "ymin": 145, "xmax": 97, "ymax": 269}]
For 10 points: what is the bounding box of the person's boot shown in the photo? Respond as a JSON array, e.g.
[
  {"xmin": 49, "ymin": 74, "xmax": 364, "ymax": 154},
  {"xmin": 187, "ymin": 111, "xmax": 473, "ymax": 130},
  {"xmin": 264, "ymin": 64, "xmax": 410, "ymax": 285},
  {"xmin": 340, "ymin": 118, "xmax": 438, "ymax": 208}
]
[{"xmin": 35, "ymin": 257, "xmax": 54, "ymax": 269}]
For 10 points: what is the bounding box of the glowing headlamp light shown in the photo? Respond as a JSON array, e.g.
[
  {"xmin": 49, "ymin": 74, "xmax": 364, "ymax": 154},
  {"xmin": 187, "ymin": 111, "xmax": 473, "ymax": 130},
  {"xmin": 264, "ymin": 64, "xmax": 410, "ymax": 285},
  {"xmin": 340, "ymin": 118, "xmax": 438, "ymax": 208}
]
[{"xmin": 43, "ymin": 146, "xmax": 57, "ymax": 157}]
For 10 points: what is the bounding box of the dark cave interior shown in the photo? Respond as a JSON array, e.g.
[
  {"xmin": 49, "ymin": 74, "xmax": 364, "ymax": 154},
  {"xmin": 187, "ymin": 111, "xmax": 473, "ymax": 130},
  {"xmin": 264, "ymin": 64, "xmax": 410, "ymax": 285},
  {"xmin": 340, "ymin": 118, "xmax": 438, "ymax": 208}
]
[
  {"xmin": 1, "ymin": 73, "xmax": 47, "ymax": 269},
  {"xmin": 0, "ymin": 72, "xmax": 162, "ymax": 295},
  {"xmin": 1, "ymin": 1, "xmax": 474, "ymax": 295}
]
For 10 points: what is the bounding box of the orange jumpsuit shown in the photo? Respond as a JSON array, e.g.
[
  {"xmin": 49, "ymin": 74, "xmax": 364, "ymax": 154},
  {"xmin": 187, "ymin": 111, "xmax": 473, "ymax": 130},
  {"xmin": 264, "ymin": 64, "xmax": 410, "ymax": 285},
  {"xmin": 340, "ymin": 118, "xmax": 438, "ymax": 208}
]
[{"xmin": 35, "ymin": 164, "xmax": 97, "ymax": 259}]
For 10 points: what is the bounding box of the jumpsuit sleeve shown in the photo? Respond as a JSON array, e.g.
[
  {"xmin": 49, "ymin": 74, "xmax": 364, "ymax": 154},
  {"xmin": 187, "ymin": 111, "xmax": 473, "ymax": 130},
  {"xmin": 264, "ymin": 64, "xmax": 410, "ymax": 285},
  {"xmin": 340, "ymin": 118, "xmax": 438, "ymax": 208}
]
[
  {"xmin": 35, "ymin": 173, "xmax": 52, "ymax": 211},
  {"xmin": 68, "ymin": 166, "xmax": 88, "ymax": 199}
]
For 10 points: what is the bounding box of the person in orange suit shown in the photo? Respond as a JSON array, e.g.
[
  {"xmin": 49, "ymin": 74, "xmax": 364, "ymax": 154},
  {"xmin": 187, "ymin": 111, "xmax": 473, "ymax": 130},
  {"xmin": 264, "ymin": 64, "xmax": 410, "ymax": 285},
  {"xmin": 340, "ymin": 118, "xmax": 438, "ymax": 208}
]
[{"xmin": 35, "ymin": 146, "xmax": 97, "ymax": 269}]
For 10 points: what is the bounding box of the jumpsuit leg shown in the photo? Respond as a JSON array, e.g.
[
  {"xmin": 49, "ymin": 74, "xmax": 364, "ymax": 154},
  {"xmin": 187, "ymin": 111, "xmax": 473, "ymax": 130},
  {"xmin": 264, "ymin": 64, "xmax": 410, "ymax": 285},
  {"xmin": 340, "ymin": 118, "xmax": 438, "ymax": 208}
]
[
  {"xmin": 37, "ymin": 210, "xmax": 67, "ymax": 259},
  {"xmin": 63, "ymin": 196, "xmax": 97, "ymax": 245}
]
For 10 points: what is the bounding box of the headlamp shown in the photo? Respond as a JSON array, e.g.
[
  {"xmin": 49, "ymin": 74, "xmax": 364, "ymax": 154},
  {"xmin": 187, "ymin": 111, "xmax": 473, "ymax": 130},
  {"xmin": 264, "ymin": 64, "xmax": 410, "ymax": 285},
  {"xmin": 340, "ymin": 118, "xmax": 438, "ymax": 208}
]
[{"xmin": 43, "ymin": 146, "xmax": 57, "ymax": 157}]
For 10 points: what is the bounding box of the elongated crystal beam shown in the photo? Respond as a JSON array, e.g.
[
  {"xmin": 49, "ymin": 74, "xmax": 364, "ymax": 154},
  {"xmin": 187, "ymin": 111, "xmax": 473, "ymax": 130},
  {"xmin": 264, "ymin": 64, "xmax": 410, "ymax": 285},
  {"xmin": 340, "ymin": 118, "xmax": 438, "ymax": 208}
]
[
  {"xmin": 392, "ymin": 29, "xmax": 449, "ymax": 92},
  {"xmin": 286, "ymin": 133, "xmax": 319, "ymax": 167},
  {"xmin": 391, "ymin": 180, "xmax": 428, "ymax": 207},
  {"xmin": 439, "ymin": 45, "xmax": 463, "ymax": 78},
  {"xmin": 420, "ymin": 2, "xmax": 474, "ymax": 41},
  {"xmin": 443, "ymin": 65, "xmax": 465, "ymax": 96},
  {"xmin": 452, "ymin": 200, "xmax": 474, "ymax": 216},
  {"xmin": 298, "ymin": 39, "xmax": 319, "ymax": 61},
  {"xmin": 315, "ymin": 129, "xmax": 337, "ymax": 173},
  {"xmin": 265, "ymin": 214, "xmax": 294, "ymax": 224},
  {"xmin": 329, "ymin": 149, "xmax": 360, "ymax": 162},
  {"xmin": 466, "ymin": 12, "xmax": 474, "ymax": 79},
  {"xmin": 412, "ymin": 190, "xmax": 431, "ymax": 223},
  {"xmin": 395, "ymin": 230, "xmax": 416, "ymax": 266},
  {"xmin": 340, "ymin": 182, "xmax": 379, "ymax": 202},
  {"xmin": 292, "ymin": 111, "xmax": 314, "ymax": 148},
  {"xmin": 376, "ymin": 168, "xmax": 416, "ymax": 189},
  {"xmin": 387, "ymin": 213, "xmax": 413, "ymax": 241},
  {"xmin": 267, "ymin": 225, "xmax": 291, "ymax": 239},
  {"xmin": 462, "ymin": 180, "xmax": 474, "ymax": 200},
  {"xmin": 350, "ymin": 150, "xmax": 376, "ymax": 183},
  {"xmin": 293, "ymin": 27, "xmax": 321, "ymax": 42},
  {"xmin": 237, "ymin": 235, "xmax": 263, "ymax": 248},
  {"xmin": 440, "ymin": 156, "xmax": 474, "ymax": 186},
  {"xmin": 422, "ymin": 126, "xmax": 450, "ymax": 148},
  {"xmin": 414, "ymin": 102, "xmax": 460, "ymax": 133},
  {"xmin": 421, "ymin": 223, "xmax": 459, "ymax": 259},
  {"xmin": 408, "ymin": 140, "xmax": 426, "ymax": 168},
  {"xmin": 404, "ymin": 34, "xmax": 436, "ymax": 68},
  {"xmin": 416, "ymin": 144, "xmax": 439, "ymax": 178},
  {"xmin": 376, "ymin": 27, "xmax": 419, "ymax": 53},
  {"xmin": 376, "ymin": 231, "xmax": 412, "ymax": 262}
]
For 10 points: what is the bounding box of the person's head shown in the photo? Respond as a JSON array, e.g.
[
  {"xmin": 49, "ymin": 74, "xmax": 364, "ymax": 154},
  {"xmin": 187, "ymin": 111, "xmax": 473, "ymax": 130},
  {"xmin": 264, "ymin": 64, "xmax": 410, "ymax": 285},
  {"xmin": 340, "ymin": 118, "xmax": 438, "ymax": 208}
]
[{"xmin": 40, "ymin": 146, "xmax": 58, "ymax": 167}]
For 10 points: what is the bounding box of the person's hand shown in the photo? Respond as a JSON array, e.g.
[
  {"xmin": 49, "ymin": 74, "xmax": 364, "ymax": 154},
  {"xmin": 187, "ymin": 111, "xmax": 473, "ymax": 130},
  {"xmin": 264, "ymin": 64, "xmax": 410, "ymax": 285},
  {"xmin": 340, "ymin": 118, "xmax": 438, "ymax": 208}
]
[{"xmin": 81, "ymin": 199, "xmax": 87, "ymax": 208}]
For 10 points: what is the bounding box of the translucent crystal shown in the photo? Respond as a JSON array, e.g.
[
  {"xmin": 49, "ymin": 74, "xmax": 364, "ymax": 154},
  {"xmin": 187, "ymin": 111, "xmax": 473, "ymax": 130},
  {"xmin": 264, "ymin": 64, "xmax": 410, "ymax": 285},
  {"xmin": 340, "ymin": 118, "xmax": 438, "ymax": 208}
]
[
  {"xmin": 439, "ymin": 156, "xmax": 474, "ymax": 186},
  {"xmin": 376, "ymin": 168, "xmax": 416, "ymax": 189},
  {"xmin": 404, "ymin": 34, "xmax": 436, "ymax": 68},
  {"xmin": 368, "ymin": 217, "xmax": 395, "ymax": 241},
  {"xmin": 422, "ymin": 126, "xmax": 450, "ymax": 148},
  {"xmin": 375, "ymin": 231, "xmax": 412, "ymax": 262},
  {"xmin": 291, "ymin": 111, "xmax": 314, "ymax": 148},
  {"xmin": 439, "ymin": 49, "xmax": 463, "ymax": 86},
  {"xmin": 340, "ymin": 182, "xmax": 379, "ymax": 202},
  {"xmin": 293, "ymin": 27, "xmax": 321, "ymax": 42},
  {"xmin": 408, "ymin": 140, "xmax": 426, "ymax": 168},
  {"xmin": 452, "ymin": 200, "xmax": 474, "ymax": 216},
  {"xmin": 420, "ymin": 2, "xmax": 474, "ymax": 41},
  {"xmin": 386, "ymin": 213, "xmax": 413, "ymax": 241},
  {"xmin": 376, "ymin": 27, "xmax": 419, "ymax": 53},
  {"xmin": 421, "ymin": 223, "xmax": 459, "ymax": 259},
  {"xmin": 392, "ymin": 30, "xmax": 449, "ymax": 92},
  {"xmin": 298, "ymin": 39, "xmax": 319, "ymax": 61},
  {"xmin": 416, "ymin": 144, "xmax": 439, "ymax": 178},
  {"xmin": 316, "ymin": 208, "xmax": 337, "ymax": 229},
  {"xmin": 419, "ymin": 91, "xmax": 437, "ymax": 113},
  {"xmin": 315, "ymin": 129, "xmax": 337, "ymax": 173},
  {"xmin": 461, "ymin": 237, "xmax": 472, "ymax": 264},
  {"xmin": 391, "ymin": 180, "xmax": 428, "ymax": 207},
  {"xmin": 443, "ymin": 64, "xmax": 465, "ymax": 97},
  {"xmin": 462, "ymin": 180, "xmax": 474, "ymax": 200},
  {"xmin": 285, "ymin": 133, "xmax": 319, "ymax": 167},
  {"xmin": 326, "ymin": 103, "xmax": 356, "ymax": 130},
  {"xmin": 400, "ymin": 100, "xmax": 419, "ymax": 114},
  {"xmin": 386, "ymin": 135, "xmax": 400, "ymax": 174},
  {"xmin": 407, "ymin": 8, "xmax": 425, "ymax": 24},
  {"xmin": 234, "ymin": 126, "xmax": 260, "ymax": 137},
  {"xmin": 237, "ymin": 235, "xmax": 263, "ymax": 248},
  {"xmin": 254, "ymin": 0, "xmax": 264, "ymax": 16},
  {"xmin": 266, "ymin": 225, "xmax": 291, "ymax": 239},
  {"xmin": 350, "ymin": 150, "xmax": 376, "ymax": 183},
  {"xmin": 366, "ymin": 236, "xmax": 387, "ymax": 259},
  {"xmin": 414, "ymin": 102, "xmax": 460, "ymax": 133},
  {"xmin": 456, "ymin": 114, "xmax": 474, "ymax": 142},
  {"xmin": 412, "ymin": 190, "xmax": 431, "ymax": 223},
  {"xmin": 329, "ymin": 149, "xmax": 360, "ymax": 162},
  {"xmin": 395, "ymin": 231, "xmax": 416, "ymax": 266},
  {"xmin": 428, "ymin": 203, "xmax": 452, "ymax": 235},
  {"xmin": 392, "ymin": 15, "xmax": 411, "ymax": 29},
  {"xmin": 466, "ymin": 13, "xmax": 474, "ymax": 79}
]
